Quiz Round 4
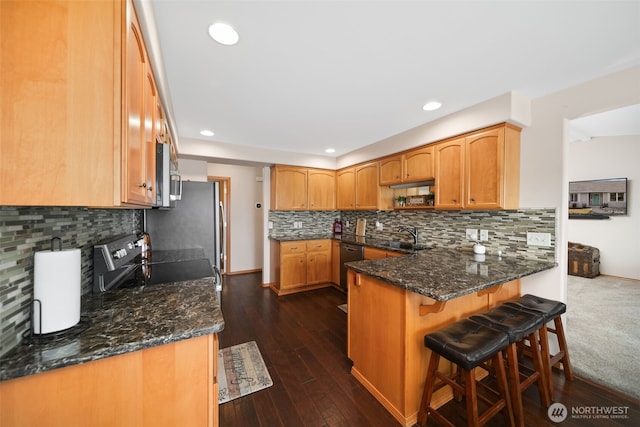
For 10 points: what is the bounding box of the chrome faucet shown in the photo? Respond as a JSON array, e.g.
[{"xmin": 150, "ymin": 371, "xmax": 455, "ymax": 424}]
[{"xmin": 398, "ymin": 226, "xmax": 419, "ymax": 245}]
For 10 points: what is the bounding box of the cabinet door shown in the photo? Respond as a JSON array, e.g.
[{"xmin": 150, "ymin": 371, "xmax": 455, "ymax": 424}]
[
  {"xmin": 465, "ymin": 128, "xmax": 503, "ymax": 209},
  {"xmin": 308, "ymin": 168, "xmax": 335, "ymax": 210},
  {"xmin": 434, "ymin": 138, "xmax": 464, "ymax": 209},
  {"xmin": 379, "ymin": 155, "xmax": 403, "ymax": 185},
  {"xmin": 364, "ymin": 247, "xmax": 387, "ymax": 260},
  {"xmin": 273, "ymin": 166, "xmax": 307, "ymax": 210},
  {"xmin": 331, "ymin": 241, "xmax": 340, "ymax": 285},
  {"xmin": 404, "ymin": 146, "xmax": 434, "ymax": 182},
  {"xmin": 307, "ymin": 251, "xmax": 331, "ymax": 284},
  {"xmin": 336, "ymin": 167, "xmax": 355, "ymax": 210},
  {"xmin": 280, "ymin": 253, "xmax": 307, "ymax": 289},
  {"xmin": 143, "ymin": 71, "xmax": 156, "ymax": 204},
  {"xmin": 124, "ymin": 15, "xmax": 148, "ymax": 204},
  {"xmin": 355, "ymin": 162, "xmax": 378, "ymax": 209}
]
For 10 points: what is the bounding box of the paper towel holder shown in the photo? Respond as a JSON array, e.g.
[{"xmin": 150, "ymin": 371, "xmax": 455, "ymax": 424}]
[{"xmin": 50, "ymin": 236, "xmax": 62, "ymax": 251}]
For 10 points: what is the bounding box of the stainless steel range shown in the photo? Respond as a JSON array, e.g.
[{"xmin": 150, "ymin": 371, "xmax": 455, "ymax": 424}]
[{"xmin": 93, "ymin": 234, "xmax": 220, "ymax": 293}]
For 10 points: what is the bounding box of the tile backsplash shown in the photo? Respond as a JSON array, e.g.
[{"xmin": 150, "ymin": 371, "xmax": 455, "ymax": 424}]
[
  {"xmin": 269, "ymin": 208, "xmax": 557, "ymax": 262},
  {"xmin": 0, "ymin": 206, "xmax": 141, "ymax": 357}
]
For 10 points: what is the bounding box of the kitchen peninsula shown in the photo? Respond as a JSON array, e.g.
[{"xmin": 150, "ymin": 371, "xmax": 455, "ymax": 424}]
[
  {"xmin": 0, "ymin": 278, "xmax": 224, "ymax": 427},
  {"xmin": 345, "ymin": 249, "xmax": 556, "ymax": 427}
]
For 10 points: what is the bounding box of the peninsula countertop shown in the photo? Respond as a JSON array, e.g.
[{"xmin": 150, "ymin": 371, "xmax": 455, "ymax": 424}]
[
  {"xmin": 345, "ymin": 248, "xmax": 557, "ymax": 301},
  {"xmin": 0, "ymin": 277, "xmax": 225, "ymax": 382}
]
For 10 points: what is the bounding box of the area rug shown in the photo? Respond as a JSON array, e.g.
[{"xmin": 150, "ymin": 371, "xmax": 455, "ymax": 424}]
[
  {"xmin": 218, "ymin": 341, "xmax": 273, "ymax": 404},
  {"xmin": 338, "ymin": 303, "xmax": 347, "ymax": 313}
]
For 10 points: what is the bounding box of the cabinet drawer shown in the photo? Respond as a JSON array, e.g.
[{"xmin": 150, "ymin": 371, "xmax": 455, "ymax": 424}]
[
  {"xmin": 306, "ymin": 240, "xmax": 330, "ymax": 252},
  {"xmin": 281, "ymin": 241, "xmax": 306, "ymax": 254}
]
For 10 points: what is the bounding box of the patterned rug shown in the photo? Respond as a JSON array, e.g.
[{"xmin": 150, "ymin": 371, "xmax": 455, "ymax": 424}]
[{"xmin": 218, "ymin": 341, "xmax": 273, "ymax": 404}]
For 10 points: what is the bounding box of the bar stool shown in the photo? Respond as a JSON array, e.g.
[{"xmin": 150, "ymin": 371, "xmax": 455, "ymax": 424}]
[
  {"xmin": 417, "ymin": 318, "xmax": 514, "ymax": 427},
  {"xmin": 504, "ymin": 294, "xmax": 574, "ymax": 398},
  {"xmin": 470, "ymin": 304, "xmax": 551, "ymax": 427}
]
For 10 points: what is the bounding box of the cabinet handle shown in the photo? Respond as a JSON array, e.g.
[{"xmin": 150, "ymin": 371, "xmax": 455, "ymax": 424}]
[
  {"xmin": 147, "ymin": 185, "xmax": 152, "ymax": 192},
  {"xmin": 138, "ymin": 182, "xmax": 147, "ymax": 188},
  {"xmin": 452, "ymin": 198, "xmax": 457, "ymax": 203},
  {"xmin": 470, "ymin": 198, "xmax": 475, "ymax": 202}
]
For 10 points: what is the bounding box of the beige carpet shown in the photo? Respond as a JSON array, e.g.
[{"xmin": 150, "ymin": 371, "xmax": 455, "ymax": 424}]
[
  {"xmin": 218, "ymin": 341, "xmax": 273, "ymax": 404},
  {"xmin": 566, "ymin": 275, "xmax": 640, "ymax": 399}
]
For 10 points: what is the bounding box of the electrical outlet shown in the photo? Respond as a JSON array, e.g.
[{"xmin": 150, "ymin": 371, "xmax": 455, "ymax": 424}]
[
  {"xmin": 526, "ymin": 232, "xmax": 551, "ymax": 247},
  {"xmin": 345, "ymin": 221, "xmax": 350, "ymax": 228},
  {"xmin": 268, "ymin": 221, "xmax": 273, "ymax": 229},
  {"xmin": 375, "ymin": 221, "xmax": 383, "ymax": 231},
  {"xmin": 479, "ymin": 229, "xmax": 489, "ymax": 241},
  {"xmin": 465, "ymin": 228, "xmax": 478, "ymax": 241}
]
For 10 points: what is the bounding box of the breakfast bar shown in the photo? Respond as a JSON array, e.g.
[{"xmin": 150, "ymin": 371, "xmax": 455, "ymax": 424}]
[{"xmin": 345, "ymin": 249, "xmax": 556, "ymax": 427}]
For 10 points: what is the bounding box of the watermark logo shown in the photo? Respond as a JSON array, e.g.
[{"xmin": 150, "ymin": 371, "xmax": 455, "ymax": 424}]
[
  {"xmin": 547, "ymin": 403, "xmax": 630, "ymax": 422},
  {"xmin": 548, "ymin": 403, "xmax": 568, "ymax": 423}
]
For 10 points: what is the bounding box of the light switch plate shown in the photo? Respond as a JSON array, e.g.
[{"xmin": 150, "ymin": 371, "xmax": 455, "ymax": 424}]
[
  {"xmin": 527, "ymin": 232, "xmax": 551, "ymax": 247},
  {"xmin": 479, "ymin": 229, "xmax": 489, "ymax": 241},
  {"xmin": 466, "ymin": 228, "xmax": 478, "ymax": 241}
]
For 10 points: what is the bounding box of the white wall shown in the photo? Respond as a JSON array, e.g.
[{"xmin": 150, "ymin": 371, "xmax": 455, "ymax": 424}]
[
  {"xmin": 519, "ymin": 65, "xmax": 640, "ymax": 303},
  {"xmin": 566, "ymin": 135, "xmax": 640, "ymax": 280}
]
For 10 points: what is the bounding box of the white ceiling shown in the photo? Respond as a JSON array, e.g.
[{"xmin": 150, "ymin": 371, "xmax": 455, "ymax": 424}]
[{"xmin": 148, "ymin": 0, "xmax": 640, "ymax": 159}]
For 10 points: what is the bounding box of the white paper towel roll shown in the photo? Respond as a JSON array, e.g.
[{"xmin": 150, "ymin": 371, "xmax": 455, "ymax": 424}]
[{"xmin": 33, "ymin": 248, "xmax": 81, "ymax": 334}]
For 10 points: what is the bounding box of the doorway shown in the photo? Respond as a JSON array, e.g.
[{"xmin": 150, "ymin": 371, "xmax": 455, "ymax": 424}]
[{"xmin": 208, "ymin": 176, "xmax": 231, "ymax": 275}]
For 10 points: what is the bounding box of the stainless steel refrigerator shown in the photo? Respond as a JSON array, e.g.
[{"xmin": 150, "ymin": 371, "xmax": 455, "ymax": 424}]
[{"xmin": 144, "ymin": 181, "xmax": 225, "ymax": 288}]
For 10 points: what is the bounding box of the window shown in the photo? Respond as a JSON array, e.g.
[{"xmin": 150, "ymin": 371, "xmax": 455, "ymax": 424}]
[
  {"xmin": 570, "ymin": 193, "xmax": 578, "ymax": 202},
  {"xmin": 610, "ymin": 192, "xmax": 625, "ymax": 202}
]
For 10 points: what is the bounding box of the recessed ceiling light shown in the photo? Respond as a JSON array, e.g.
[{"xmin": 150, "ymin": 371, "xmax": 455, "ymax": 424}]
[
  {"xmin": 325, "ymin": 148, "xmax": 336, "ymax": 154},
  {"xmin": 208, "ymin": 22, "xmax": 239, "ymax": 46},
  {"xmin": 422, "ymin": 101, "xmax": 442, "ymax": 111},
  {"xmin": 200, "ymin": 130, "xmax": 215, "ymax": 137}
]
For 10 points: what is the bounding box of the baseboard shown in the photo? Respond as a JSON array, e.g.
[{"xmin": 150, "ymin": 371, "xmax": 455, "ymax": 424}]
[{"xmin": 225, "ymin": 268, "xmax": 262, "ymax": 276}]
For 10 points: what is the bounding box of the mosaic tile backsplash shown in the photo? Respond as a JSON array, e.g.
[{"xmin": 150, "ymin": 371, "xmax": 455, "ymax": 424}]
[
  {"xmin": 269, "ymin": 208, "xmax": 557, "ymax": 262},
  {"xmin": 0, "ymin": 206, "xmax": 141, "ymax": 357}
]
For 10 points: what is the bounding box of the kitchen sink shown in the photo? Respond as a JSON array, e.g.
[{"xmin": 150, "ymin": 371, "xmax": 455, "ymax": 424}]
[{"xmin": 378, "ymin": 241, "xmax": 430, "ymax": 251}]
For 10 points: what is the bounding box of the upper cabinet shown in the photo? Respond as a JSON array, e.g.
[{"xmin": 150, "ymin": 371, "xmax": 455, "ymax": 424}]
[
  {"xmin": 379, "ymin": 146, "xmax": 434, "ymax": 186},
  {"xmin": 337, "ymin": 162, "xmax": 392, "ymax": 210},
  {"xmin": 271, "ymin": 165, "xmax": 335, "ymax": 210},
  {"xmin": 308, "ymin": 168, "xmax": 336, "ymax": 210},
  {"xmin": 0, "ymin": 0, "xmax": 166, "ymax": 207},
  {"xmin": 434, "ymin": 124, "xmax": 521, "ymax": 210}
]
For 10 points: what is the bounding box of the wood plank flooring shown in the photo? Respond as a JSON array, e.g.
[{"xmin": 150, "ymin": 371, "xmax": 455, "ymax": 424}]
[{"xmin": 218, "ymin": 273, "xmax": 640, "ymax": 426}]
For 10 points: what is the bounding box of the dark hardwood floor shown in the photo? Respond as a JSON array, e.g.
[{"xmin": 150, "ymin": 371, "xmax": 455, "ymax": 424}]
[{"xmin": 218, "ymin": 273, "xmax": 640, "ymax": 426}]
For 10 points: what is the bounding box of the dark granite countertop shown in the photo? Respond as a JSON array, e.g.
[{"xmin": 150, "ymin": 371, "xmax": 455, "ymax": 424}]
[
  {"xmin": 0, "ymin": 277, "xmax": 224, "ymax": 382},
  {"xmin": 345, "ymin": 248, "xmax": 557, "ymax": 301}
]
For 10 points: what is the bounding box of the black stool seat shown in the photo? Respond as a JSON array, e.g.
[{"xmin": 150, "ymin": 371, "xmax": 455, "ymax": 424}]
[
  {"xmin": 470, "ymin": 304, "xmax": 544, "ymax": 342},
  {"xmin": 424, "ymin": 318, "xmax": 510, "ymax": 371},
  {"xmin": 419, "ymin": 318, "xmax": 514, "ymax": 427},
  {"xmin": 504, "ymin": 294, "xmax": 566, "ymax": 321}
]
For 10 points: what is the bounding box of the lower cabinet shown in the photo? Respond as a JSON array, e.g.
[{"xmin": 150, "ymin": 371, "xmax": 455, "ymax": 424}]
[
  {"xmin": 0, "ymin": 334, "xmax": 219, "ymax": 427},
  {"xmin": 364, "ymin": 247, "xmax": 404, "ymax": 260},
  {"xmin": 271, "ymin": 240, "xmax": 332, "ymax": 296}
]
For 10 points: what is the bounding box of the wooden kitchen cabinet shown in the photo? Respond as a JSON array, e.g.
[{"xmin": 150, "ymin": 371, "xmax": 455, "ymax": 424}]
[
  {"xmin": 331, "ymin": 240, "xmax": 341, "ymax": 286},
  {"xmin": 336, "ymin": 167, "xmax": 356, "ymax": 209},
  {"xmin": 270, "ymin": 165, "xmax": 335, "ymax": 210},
  {"xmin": 337, "ymin": 162, "xmax": 392, "ymax": 210},
  {"xmin": 434, "ymin": 123, "xmax": 520, "ymax": 210},
  {"xmin": 0, "ymin": 334, "xmax": 219, "ymax": 427},
  {"xmin": 308, "ymin": 168, "xmax": 336, "ymax": 210},
  {"xmin": 0, "ymin": 0, "xmax": 165, "ymax": 207},
  {"xmin": 271, "ymin": 240, "xmax": 332, "ymax": 295},
  {"xmin": 306, "ymin": 240, "xmax": 332, "ymax": 284},
  {"xmin": 434, "ymin": 137, "xmax": 465, "ymax": 209},
  {"xmin": 364, "ymin": 247, "xmax": 405, "ymax": 259},
  {"xmin": 379, "ymin": 146, "xmax": 434, "ymax": 186}
]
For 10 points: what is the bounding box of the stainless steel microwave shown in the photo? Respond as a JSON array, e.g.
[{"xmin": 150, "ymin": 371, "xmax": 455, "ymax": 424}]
[{"xmin": 155, "ymin": 142, "xmax": 182, "ymax": 208}]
